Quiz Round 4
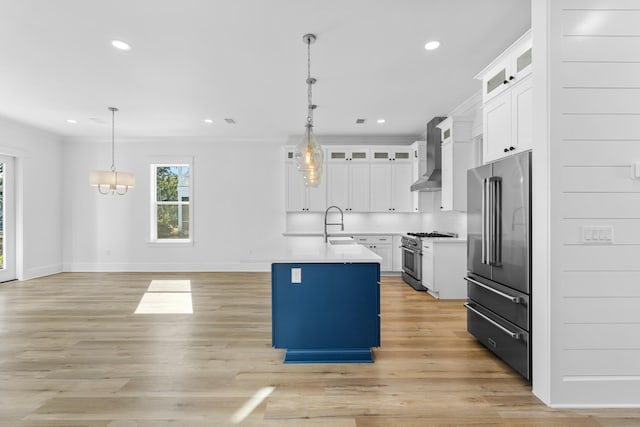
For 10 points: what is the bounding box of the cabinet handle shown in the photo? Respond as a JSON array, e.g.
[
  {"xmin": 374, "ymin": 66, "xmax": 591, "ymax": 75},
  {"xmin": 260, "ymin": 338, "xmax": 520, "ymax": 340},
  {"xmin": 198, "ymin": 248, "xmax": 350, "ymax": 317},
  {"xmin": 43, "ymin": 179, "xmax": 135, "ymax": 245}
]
[
  {"xmin": 509, "ymin": 75, "xmax": 515, "ymax": 81},
  {"xmin": 503, "ymin": 80, "xmax": 509, "ymax": 85},
  {"xmin": 392, "ymin": 208, "xmax": 396, "ymax": 211},
  {"xmin": 464, "ymin": 303, "xmax": 521, "ymax": 340},
  {"xmin": 464, "ymin": 276, "xmax": 522, "ymax": 303},
  {"xmin": 509, "ymin": 146, "xmax": 515, "ymax": 151},
  {"xmin": 504, "ymin": 148, "xmax": 509, "ymax": 153}
]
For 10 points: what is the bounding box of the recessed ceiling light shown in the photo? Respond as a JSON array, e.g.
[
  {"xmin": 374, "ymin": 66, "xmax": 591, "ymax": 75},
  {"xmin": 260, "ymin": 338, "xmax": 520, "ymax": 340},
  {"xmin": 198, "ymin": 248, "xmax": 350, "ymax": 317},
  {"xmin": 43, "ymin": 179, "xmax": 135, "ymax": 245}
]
[
  {"xmin": 424, "ymin": 40, "xmax": 440, "ymax": 51},
  {"xmin": 66, "ymin": 119, "xmax": 77, "ymax": 124},
  {"xmin": 224, "ymin": 118, "xmax": 236, "ymax": 124},
  {"xmin": 356, "ymin": 118, "xmax": 366, "ymax": 124},
  {"xmin": 377, "ymin": 119, "xmax": 386, "ymax": 124},
  {"xmin": 204, "ymin": 119, "xmax": 213, "ymax": 124},
  {"xmin": 111, "ymin": 40, "xmax": 132, "ymax": 51}
]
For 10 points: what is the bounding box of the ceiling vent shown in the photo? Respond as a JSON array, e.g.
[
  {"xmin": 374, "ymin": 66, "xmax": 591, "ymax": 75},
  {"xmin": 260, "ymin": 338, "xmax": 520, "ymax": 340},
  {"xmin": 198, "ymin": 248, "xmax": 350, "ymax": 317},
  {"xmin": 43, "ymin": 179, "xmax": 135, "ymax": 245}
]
[
  {"xmin": 224, "ymin": 118, "xmax": 236, "ymax": 124},
  {"xmin": 355, "ymin": 118, "xmax": 366, "ymax": 124}
]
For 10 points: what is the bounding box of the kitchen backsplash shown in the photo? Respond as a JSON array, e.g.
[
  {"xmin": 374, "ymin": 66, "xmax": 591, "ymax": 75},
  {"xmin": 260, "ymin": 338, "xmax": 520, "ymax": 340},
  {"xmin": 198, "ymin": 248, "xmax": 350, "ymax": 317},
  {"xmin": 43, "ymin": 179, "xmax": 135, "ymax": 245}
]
[{"xmin": 286, "ymin": 191, "xmax": 467, "ymax": 237}]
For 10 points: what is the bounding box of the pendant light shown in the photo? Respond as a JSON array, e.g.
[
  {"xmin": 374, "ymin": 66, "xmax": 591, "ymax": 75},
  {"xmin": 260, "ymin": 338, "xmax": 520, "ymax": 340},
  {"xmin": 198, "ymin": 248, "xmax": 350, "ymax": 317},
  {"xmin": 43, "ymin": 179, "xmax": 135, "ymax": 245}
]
[
  {"xmin": 294, "ymin": 33, "xmax": 324, "ymax": 187},
  {"xmin": 90, "ymin": 107, "xmax": 135, "ymax": 195}
]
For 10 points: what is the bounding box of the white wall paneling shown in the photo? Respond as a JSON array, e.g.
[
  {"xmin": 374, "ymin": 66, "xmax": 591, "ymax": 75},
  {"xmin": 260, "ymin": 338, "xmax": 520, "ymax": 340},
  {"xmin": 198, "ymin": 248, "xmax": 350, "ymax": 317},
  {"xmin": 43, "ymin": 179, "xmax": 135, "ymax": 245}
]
[{"xmin": 534, "ymin": 0, "xmax": 640, "ymax": 406}]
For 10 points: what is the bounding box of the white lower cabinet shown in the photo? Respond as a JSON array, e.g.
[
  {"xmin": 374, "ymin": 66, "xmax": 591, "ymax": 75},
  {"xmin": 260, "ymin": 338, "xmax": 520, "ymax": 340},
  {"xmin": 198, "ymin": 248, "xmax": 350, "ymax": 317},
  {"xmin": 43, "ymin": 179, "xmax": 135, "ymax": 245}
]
[
  {"xmin": 421, "ymin": 240, "xmax": 467, "ymax": 299},
  {"xmin": 352, "ymin": 235, "xmax": 393, "ymax": 271}
]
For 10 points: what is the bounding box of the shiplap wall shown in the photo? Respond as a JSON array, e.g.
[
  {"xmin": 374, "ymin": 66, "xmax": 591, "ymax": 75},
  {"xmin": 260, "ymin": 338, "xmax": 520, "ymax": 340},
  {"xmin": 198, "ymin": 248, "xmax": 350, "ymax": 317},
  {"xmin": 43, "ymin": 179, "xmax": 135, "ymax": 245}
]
[{"xmin": 549, "ymin": 0, "xmax": 640, "ymax": 405}]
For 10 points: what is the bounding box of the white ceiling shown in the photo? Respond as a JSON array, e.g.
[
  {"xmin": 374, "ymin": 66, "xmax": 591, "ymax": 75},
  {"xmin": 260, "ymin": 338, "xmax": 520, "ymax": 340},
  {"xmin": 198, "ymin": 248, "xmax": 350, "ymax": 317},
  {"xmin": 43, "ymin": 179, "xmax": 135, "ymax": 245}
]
[{"xmin": 0, "ymin": 0, "xmax": 530, "ymax": 140}]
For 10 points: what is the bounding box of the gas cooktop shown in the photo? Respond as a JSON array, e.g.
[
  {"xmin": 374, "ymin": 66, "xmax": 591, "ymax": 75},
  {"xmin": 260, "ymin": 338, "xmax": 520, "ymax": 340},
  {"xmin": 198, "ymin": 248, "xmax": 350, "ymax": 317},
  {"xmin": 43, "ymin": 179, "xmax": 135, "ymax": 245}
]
[{"xmin": 406, "ymin": 231, "xmax": 457, "ymax": 238}]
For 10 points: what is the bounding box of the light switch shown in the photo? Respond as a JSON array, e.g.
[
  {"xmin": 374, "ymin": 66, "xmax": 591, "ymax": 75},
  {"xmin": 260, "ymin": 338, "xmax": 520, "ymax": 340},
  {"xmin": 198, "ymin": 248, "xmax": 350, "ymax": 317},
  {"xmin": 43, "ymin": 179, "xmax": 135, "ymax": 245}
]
[
  {"xmin": 581, "ymin": 226, "xmax": 614, "ymax": 244},
  {"xmin": 291, "ymin": 268, "xmax": 302, "ymax": 284}
]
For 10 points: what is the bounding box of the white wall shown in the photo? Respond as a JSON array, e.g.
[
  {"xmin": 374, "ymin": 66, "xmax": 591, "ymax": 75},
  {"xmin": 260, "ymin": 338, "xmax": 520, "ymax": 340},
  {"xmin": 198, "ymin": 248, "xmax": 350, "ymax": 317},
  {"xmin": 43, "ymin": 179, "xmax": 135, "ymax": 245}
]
[
  {"xmin": 63, "ymin": 137, "xmax": 285, "ymax": 272},
  {"xmin": 0, "ymin": 117, "xmax": 63, "ymax": 280},
  {"xmin": 534, "ymin": 0, "xmax": 640, "ymax": 406}
]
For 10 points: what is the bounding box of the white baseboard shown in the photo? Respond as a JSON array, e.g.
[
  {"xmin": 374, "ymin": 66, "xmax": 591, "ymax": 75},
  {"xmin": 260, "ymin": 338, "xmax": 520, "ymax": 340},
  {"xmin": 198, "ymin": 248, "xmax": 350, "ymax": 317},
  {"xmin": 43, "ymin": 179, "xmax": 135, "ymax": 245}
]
[
  {"xmin": 21, "ymin": 263, "xmax": 63, "ymax": 281},
  {"xmin": 63, "ymin": 262, "xmax": 271, "ymax": 273}
]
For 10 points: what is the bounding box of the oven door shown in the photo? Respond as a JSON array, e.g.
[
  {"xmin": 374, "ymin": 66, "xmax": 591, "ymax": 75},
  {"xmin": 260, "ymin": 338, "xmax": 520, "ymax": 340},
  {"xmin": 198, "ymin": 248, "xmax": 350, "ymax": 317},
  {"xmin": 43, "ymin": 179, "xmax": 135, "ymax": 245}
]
[{"xmin": 401, "ymin": 246, "xmax": 421, "ymax": 281}]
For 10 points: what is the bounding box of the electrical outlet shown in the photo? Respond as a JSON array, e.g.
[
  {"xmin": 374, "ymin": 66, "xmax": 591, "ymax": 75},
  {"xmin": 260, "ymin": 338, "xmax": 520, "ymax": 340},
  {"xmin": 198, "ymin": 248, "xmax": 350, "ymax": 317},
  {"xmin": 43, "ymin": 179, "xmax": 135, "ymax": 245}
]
[
  {"xmin": 581, "ymin": 226, "xmax": 614, "ymax": 244},
  {"xmin": 291, "ymin": 268, "xmax": 302, "ymax": 284}
]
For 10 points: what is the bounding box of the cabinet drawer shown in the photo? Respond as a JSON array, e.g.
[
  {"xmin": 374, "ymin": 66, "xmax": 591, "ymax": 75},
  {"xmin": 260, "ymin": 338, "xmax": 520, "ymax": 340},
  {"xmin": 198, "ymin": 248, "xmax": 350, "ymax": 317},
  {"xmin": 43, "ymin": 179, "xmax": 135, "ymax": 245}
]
[
  {"xmin": 465, "ymin": 302, "xmax": 530, "ymax": 380},
  {"xmin": 353, "ymin": 235, "xmax": 392, "ymax": 244},
  {"xmin": 465, "ymin": 275, "xmax": 529, "ymax": 330}
]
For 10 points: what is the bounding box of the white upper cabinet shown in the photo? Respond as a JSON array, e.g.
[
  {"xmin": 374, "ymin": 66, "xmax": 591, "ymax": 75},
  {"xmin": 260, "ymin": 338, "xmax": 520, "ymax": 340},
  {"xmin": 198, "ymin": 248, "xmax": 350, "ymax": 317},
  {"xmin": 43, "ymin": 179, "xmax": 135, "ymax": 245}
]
[
  {"xmin": 476, "ymin": 29, "xmax": 533, "ymax": 163},
  {"xmin": 285, "ymin": 144, "xmax": 417, "ymax": 214},
  {"xmin": 437, "ymin": 117, "xmax": 473, "ymax": 211},
  {"xmin": 369, "ymin": 146, "xmax": 414, "ymax": 212},
  {"xmin": 284, "ymin": 147, "xmax": 327, "ymax": 212},
  {"xmin": 326, "ymin": 147, "xmax": 370, "ymax": 212},
  {"xmin": 482, "ymin": 76, "xmax": 532, "ymax": 163},
  {"xmin": 411, "ymin": 141, "xmax": 426, "ymax": 212},
  {"xmin": 477, "ymin": 29, "xmax": 532, "ymax": 104},
  {"xmin": 327, "ymin": 147, "xmax": 370, "ymax": 162},
  {"xmin": 370, "ymin": 147, "xmax": 412, "ymax": 162}
]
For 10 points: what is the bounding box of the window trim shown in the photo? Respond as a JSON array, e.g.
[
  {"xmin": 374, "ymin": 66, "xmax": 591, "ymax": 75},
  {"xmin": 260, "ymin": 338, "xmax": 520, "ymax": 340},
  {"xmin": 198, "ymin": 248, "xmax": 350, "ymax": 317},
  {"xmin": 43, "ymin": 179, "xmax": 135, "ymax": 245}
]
[{"xmin": 149, "ymin": 158, "xmax": 194, "ymax": 245}]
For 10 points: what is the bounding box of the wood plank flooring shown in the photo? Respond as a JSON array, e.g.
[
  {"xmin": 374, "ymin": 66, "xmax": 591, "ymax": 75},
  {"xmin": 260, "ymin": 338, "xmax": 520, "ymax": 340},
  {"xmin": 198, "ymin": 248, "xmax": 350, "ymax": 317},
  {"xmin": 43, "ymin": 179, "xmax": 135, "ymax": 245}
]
[{"xmin": 0, "ymin": 272, "xmax": 638, "ymax": 426}]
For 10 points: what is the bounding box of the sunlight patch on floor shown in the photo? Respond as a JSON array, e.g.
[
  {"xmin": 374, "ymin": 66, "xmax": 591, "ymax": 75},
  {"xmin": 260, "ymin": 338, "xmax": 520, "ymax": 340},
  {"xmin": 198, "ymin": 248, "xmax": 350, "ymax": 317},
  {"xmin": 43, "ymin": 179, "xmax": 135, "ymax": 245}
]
[
  {"xmin": 230, "ymin": 386, "xmax": 275, "ymax": 424},
  {"xmin": 148, "ymin": 279, "xmax": 191, "ymax": 292},
  {"xmin": 134, "ymin": 279, "xmax": 193, "ymax": 314}
]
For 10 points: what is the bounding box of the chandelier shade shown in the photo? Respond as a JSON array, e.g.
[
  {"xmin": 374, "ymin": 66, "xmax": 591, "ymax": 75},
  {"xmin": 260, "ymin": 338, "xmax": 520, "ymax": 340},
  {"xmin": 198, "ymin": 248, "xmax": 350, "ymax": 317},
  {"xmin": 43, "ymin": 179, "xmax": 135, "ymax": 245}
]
[{"xmin": 90, "ymin": 107, "xmax": 135, "ymax": 195}]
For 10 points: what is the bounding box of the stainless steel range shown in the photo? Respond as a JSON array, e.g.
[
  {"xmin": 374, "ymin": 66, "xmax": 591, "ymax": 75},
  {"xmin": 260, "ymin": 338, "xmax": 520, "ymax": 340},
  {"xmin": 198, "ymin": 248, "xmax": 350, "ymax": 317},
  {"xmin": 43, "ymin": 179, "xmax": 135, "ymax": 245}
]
[{"xmin": 401, "ymin": 231, "xmax": 457, "ymax": 290}]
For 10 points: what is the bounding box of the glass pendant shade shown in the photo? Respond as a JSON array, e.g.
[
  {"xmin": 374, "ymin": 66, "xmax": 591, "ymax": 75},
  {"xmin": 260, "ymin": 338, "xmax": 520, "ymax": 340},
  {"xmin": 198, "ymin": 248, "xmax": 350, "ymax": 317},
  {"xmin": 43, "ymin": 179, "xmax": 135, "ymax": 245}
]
[
  {"xmin": 90, "ymin": 170, "xmax": 135, "ymax": 195},
  {"xmin": 294, "ymin": 131, "xmax": 323, "ymax": 187}
]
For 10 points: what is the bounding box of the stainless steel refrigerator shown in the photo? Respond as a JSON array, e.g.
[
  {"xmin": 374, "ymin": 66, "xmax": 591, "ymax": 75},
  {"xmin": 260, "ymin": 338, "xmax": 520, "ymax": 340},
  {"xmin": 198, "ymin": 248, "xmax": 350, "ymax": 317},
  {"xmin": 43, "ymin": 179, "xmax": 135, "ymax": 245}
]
[{"xmin": 465, "ymin": 150, "xmax": 531, "ymax": 381}]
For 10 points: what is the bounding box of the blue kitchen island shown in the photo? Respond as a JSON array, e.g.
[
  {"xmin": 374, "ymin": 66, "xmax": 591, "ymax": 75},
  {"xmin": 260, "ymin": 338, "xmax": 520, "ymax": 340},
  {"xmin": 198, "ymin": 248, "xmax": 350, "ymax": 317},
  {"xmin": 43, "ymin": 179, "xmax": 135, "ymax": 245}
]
[{"xmin": 261, "ymin": 237, "xmax": 381, "ymax": 363}]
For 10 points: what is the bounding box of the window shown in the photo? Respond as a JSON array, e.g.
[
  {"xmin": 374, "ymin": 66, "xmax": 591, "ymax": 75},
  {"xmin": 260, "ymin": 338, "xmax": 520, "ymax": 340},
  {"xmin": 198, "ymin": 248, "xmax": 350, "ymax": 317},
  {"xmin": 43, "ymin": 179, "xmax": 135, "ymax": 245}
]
[{"xmin": 151, "ymin": 163, "xmax": 192, "ymax": 242}]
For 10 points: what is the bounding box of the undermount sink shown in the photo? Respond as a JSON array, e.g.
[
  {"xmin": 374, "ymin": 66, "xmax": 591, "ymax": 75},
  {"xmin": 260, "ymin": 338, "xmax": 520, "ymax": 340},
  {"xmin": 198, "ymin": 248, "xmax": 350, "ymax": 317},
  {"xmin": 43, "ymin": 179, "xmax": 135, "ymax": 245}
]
[{"xmin": 329, "ymin": 237, "xmax": 357, "ymax": 245}]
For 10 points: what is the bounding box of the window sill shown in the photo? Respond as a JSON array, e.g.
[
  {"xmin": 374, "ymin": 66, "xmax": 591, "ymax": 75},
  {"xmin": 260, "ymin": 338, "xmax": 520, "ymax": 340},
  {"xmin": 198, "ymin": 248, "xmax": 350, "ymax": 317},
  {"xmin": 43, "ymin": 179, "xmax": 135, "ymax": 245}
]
[{"xmin": 146, "ymin": 240, "xmax": 194, "ymax": 247}]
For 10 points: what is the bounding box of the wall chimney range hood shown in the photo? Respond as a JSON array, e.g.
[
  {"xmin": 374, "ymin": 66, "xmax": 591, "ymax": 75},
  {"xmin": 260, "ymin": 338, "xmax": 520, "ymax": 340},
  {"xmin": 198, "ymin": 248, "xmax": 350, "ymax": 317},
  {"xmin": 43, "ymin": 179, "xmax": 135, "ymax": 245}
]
[{"xmin": 410, "ymin": 116, "xmax": 446, "ymax": 192}]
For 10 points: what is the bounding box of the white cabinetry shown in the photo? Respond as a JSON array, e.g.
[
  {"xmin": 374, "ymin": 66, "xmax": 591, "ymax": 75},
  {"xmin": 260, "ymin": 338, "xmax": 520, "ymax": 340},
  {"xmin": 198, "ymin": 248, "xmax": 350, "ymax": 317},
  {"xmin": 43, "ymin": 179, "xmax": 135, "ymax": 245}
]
[
  {"xmin": 482, "ymin": 76, "xmax": 532, "ymax": 163},
  {"xmin": 369, "ymin": 147, "xmax": 413, "ymax": 212},
  {"xmin": 437, "ymin": 117, "xmax": 472, "ymax": 211},
  {"xmin": 285, "ymin": 147, "xmax": 326, "ymax": 212},
  {"xmin": 421, "ymin": 240, "xmax": 467, "ymax": 299},
  {"xmin": 411, "ymin": 141, "xmax": 426, "ymax": 212},
  {"xmin": 392, "ymin": 235, "xmax": 403, "ymax": 272},
  {"xmin": 479, "ymin": 30, "xmax": 532, "ymax": 104},
  {"xmin": 352, "ymin": 235, "xmax": 393, "ymax": 271},
  {"xmin": 476, "ymin": 29, "xmax": 532, "ymax": 164},
  {"xmin": 326, "ymin": 147, "xmax": 370, "ymax": 212}
]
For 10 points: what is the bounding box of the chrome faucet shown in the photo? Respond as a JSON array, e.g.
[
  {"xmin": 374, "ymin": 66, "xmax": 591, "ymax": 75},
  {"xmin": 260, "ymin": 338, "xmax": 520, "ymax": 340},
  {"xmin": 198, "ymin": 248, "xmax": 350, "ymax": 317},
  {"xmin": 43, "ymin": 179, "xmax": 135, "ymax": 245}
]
[{"xmin": 324, "ymin": 205, "xmax": 344, "ymax": 243}]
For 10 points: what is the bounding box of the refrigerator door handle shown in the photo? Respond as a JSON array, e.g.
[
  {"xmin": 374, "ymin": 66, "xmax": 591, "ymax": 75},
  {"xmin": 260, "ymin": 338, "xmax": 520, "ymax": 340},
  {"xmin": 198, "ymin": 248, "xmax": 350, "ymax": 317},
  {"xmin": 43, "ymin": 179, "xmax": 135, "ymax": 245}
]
[
  {"xmin": 489, "ymin": 176, "xmax": 502, "ymax": 267},
  {"xmin": 481, "ymin": 178, "xmax": 489, "ymax": 264}
]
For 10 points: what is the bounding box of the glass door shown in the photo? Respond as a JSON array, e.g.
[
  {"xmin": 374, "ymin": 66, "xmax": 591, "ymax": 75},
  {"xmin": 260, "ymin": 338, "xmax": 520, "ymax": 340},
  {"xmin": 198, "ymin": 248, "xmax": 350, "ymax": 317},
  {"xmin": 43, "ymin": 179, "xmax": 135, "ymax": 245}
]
[{"xmin": 0, "ymin": 156, "xmax": 15, "ymax": 282}]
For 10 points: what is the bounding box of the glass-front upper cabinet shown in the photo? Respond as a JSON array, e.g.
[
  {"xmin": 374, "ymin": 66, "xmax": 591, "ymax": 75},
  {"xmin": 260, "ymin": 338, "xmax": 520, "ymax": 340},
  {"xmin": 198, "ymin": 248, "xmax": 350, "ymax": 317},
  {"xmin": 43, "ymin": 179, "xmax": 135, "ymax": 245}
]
[
  {"xmin": 477, "ymin": 29, "xmax": 532, "ymax": 103},
  {"xmin": 370, "ymin": 147, "xmax": 412, "ymax": 162},
  {"xmin": 327, "ymin": 147, "xmax": 369, "ymax": 162}
]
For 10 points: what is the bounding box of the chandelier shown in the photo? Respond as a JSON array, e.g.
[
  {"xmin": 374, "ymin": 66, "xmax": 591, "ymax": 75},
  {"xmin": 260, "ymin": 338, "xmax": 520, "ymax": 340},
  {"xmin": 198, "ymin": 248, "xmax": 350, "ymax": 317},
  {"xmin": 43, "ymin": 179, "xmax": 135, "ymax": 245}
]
[
  {"xmin": 89, "ymin": 107, "xmax": 135, "ymax": 195},
  {"xmin": 294, "ymin": 33, "xmax": 323, "ymax": 187}
]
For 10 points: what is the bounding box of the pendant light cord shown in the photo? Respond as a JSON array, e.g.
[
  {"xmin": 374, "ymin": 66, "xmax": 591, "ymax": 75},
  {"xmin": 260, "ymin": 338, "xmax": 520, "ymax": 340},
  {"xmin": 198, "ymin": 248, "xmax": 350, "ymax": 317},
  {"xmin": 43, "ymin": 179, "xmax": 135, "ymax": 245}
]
[
  {"xmin": 109, "ymin": 106, "xmax": 118, "ymax": 172},
  {"xmin": 306, "ymin": 36, "xmax": 314, "ymax": 134}
]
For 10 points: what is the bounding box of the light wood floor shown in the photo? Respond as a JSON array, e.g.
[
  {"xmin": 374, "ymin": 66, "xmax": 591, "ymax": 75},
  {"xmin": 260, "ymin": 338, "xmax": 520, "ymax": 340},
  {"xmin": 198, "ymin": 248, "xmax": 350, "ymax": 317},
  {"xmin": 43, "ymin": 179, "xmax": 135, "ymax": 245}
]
[{"xmin": 0, "ymin": 272, "xmax": 639, "ymax": 426}]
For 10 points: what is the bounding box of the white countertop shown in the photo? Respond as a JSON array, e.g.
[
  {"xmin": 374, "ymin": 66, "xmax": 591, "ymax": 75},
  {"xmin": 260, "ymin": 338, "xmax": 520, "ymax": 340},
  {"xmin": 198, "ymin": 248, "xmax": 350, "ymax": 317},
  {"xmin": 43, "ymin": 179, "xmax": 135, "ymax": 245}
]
[
  {"xmin": 282, "ymin": 231, "xmax": 404, "ymax": 237},
  {"xmin": 421, "ymin": 237, "xmax": 467, "ymax": 244},
  {"xmin": 246, "ymin": 237, "xmax": 382, "ymax": 264}
]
